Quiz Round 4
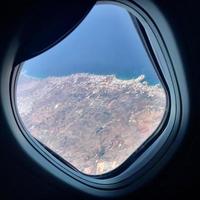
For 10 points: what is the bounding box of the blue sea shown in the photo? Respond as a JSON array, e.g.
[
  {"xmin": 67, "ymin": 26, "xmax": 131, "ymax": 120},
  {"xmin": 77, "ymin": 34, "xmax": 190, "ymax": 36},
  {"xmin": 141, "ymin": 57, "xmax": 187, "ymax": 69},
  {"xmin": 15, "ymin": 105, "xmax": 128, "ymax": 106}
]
[{"xmin": 22, "ymin": 4, "xmax": 160, "ymax": 85}]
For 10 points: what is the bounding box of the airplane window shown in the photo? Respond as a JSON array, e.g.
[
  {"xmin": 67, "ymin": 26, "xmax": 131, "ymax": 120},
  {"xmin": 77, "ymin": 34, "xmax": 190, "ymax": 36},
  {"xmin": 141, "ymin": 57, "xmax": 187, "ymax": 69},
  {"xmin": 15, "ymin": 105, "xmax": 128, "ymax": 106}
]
[{"xmin": 15, "ymin": 4, "xmax": 167, "ymax": 175}]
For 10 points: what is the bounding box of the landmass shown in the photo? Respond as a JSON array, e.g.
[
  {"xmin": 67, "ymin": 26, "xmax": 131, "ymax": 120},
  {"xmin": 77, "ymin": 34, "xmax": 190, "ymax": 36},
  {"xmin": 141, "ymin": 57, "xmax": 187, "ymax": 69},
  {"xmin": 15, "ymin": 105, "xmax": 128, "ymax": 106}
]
[{"xmin": 17, "ymin": 73, "xmax": 166, "ymax": 175}]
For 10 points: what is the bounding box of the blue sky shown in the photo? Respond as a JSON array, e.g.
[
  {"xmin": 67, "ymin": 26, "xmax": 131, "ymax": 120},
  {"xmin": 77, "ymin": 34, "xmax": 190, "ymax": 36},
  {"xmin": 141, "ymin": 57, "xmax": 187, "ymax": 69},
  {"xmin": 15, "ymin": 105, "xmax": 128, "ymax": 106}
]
[{"xmin": 21, "ymin": 4, "xmax": 159, "ymax": 84}]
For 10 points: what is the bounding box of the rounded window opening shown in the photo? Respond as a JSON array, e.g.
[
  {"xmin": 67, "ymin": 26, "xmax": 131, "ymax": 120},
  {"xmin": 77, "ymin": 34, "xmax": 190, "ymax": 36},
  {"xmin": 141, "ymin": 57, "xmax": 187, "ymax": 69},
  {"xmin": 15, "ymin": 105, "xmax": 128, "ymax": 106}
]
[{"xmin": 15, "ymin": 3, "xmax": 167, "ymax": 176}]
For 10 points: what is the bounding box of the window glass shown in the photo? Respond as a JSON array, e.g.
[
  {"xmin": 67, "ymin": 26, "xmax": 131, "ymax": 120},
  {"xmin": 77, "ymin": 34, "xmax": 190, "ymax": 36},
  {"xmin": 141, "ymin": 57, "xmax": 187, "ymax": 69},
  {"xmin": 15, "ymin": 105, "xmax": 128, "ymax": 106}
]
[{"xmin": 16, "ymin": 4, "xmax": 166, "ymax": 175}]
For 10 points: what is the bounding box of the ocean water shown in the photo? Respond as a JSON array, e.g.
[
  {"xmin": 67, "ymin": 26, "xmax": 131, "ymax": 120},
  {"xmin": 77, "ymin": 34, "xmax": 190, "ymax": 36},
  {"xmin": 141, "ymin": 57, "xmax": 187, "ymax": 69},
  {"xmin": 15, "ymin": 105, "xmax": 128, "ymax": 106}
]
[{"xmin": 21, "ymin": 4, "xmax": 161, "ymax": 85}]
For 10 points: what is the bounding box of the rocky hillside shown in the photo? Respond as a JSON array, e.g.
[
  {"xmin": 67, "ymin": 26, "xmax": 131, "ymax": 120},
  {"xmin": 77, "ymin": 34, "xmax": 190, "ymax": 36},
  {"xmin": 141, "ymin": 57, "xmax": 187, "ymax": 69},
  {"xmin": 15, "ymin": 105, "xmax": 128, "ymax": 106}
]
[{"xmin": 17, "ymin": 73, "xmax": 166, "ymax": 175}]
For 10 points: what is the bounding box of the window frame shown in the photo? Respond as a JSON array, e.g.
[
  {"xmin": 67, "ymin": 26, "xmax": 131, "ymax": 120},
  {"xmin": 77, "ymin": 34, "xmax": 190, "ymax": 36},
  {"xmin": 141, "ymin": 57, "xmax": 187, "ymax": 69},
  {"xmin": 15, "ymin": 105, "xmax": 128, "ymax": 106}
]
[
  {"xmin": 13, "ymin": 2, "xmax": 170, "ymax": 179},
  {"xmin": 3, "ymin": 0, "xmax": 188, "ymax": 198}
]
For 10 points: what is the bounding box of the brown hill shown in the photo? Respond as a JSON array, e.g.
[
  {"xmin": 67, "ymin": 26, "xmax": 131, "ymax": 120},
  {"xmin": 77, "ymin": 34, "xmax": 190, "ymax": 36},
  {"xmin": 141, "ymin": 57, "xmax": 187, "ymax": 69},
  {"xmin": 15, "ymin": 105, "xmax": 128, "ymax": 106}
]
[{"xmin": 17, "ymin": 73, "xmax": 166, "ymax": 175}]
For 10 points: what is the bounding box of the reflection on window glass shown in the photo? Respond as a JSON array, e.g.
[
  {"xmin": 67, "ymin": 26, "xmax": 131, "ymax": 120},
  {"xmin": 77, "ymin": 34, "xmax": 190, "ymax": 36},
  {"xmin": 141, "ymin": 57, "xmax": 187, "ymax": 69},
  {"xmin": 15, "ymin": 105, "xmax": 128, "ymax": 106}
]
[{"xmin": 16, "ymin": 4, "xmax": 166, "ymax": 175}]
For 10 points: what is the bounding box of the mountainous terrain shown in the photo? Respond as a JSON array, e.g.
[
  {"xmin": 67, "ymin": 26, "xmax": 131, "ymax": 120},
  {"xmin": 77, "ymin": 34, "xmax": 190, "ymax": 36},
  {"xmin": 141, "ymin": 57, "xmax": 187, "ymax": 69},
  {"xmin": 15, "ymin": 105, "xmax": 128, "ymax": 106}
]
[{"xmin": 17, "ymin": 73, "xmax": 166, "ymax": 175}]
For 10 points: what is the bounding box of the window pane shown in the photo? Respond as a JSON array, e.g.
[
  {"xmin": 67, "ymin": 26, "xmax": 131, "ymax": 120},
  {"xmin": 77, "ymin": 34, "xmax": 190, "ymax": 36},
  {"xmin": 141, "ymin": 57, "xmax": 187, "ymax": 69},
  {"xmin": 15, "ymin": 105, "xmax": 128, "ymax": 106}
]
[{"xmin": 16, "ymin": 4, "xmax": 166, "ymax": 175}]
